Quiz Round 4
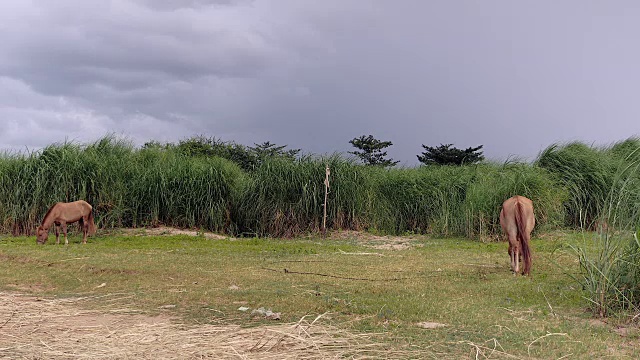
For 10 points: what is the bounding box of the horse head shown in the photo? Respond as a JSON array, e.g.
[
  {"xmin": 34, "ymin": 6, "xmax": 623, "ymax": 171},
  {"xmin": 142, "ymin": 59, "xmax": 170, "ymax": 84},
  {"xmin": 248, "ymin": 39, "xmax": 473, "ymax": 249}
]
[{"xmin": 36, "ymin": 226, "xmax": 48, "ymax": 244}]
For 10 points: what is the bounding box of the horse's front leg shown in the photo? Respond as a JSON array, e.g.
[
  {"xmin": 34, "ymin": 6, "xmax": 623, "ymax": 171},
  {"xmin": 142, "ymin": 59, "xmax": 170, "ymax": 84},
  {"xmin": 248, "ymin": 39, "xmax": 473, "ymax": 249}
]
[
  {"xmin": 55, "ymin": 223, "xmax": 60, "ymax": 245},
  {"xmin": 82, "ymin": 218, "xmax": 88, "ymax": 244},
  {"xmin": 61, "ymin": 222, "xmax": 68, "ymax": 245}
]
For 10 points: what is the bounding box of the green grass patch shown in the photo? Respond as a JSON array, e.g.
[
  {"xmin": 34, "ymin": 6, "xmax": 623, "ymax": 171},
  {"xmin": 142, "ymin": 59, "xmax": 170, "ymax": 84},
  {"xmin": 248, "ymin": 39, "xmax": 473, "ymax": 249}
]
[{"xmin": 0, "ymin": 232, "xmax": 637, "ymax": 358}]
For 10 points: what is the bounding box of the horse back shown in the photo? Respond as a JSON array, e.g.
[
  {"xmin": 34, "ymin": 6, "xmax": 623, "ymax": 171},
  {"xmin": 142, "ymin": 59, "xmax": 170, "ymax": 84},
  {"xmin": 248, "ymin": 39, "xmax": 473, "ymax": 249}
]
[
  {"xmin": 44, "ymin": 200, "xmax": 93, "ymax": 224},
  {"xmin": 500, "ymin": 196, "xmax": 535, "ymax": 235},
  {"xmin": 74, "ymin": 200, "xmax": 92, "ymax": 212}
]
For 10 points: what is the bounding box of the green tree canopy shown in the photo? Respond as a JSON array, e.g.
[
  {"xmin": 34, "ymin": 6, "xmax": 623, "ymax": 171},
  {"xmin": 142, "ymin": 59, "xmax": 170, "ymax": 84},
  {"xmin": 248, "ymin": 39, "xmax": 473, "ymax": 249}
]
[
  {"xmin": 349, "ymin": 135, "xmax": 399, "ymax": 167},
  {"xmin": 417, "ymin": 144, "xmax": 484, "ymax": 165},
  {"xmin": 249, "ymin": 141, "xmax": 301, "ymax": 164},
  {"xmin": 172, "ymin": 136, "xmax": 300, "ymax": 171}
]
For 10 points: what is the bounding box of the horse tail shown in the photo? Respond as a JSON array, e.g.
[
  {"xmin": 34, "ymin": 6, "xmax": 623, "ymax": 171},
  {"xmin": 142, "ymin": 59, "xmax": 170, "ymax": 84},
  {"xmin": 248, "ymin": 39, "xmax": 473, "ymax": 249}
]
[
  {"xmin": 515, "ymin": 200, "xmax": 532, "ymax": 275},
  {"xmin": 87, "ymin": 208, "xmax": 97, "ymax": 235}
]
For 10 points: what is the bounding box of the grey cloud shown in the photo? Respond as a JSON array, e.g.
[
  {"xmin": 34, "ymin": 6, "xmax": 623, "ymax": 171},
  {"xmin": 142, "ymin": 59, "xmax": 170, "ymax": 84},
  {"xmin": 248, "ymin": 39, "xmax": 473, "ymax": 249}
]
[
  {"xmin": 132, "ymin": 0, "xmax": 253, "ymax": 11},
  {"xmin": 0, "ymin": 0, "xmax": 638, "ymax": 161},
  {"xmin": 2, "ymin": 0, "xmax": 282, "ymax": 90}
]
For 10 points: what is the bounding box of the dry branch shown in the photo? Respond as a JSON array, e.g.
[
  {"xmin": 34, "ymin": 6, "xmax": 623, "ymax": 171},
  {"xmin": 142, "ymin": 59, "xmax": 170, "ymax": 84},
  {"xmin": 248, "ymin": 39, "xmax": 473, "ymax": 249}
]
[{"xmin": 261, "ymin": 267, "xmax": 413, "ymax": 282}]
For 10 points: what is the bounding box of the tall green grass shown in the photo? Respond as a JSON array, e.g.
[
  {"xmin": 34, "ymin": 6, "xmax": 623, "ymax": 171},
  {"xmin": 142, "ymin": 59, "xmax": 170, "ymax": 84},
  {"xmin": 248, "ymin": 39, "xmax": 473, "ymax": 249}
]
[
  {"xmin": 232, "ymin": 157, "xmax": 565, "ymax": 238},
  {"xmin": 3, "ymin": 135, "xmax": 639, "ymax": 240},
  {"xmin": 367, "ymin": 162, "xmax": 564, "ymax": 238},
  {"xmin": 557, "ymin": 139, "xmax": 640, "ymax": 316},
  {"xmin": 536, "ymin": 138, "xmax": 640, "ymax": 230},
  {"xmin": 0, "ymin": 136, "xmax": 245, "ymax": 235},
  {"xmin": 235, "ymin": 155, "xmax": 371, "ymax": 237}
]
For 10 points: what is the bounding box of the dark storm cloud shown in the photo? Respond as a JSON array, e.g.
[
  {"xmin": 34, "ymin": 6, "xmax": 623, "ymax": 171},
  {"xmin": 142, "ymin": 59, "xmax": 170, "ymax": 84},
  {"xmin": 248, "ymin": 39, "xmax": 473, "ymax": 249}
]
[
  {"xmin": 0, "ymin": 0, "xmax": 289, "ymax": 147},
  {"xmin": 0, "ymin": 0, "xmax": 638, "ymax": 162},
  {"xmin": 2, "ymin": 1, "xmax": 279, "ymax": 93}
]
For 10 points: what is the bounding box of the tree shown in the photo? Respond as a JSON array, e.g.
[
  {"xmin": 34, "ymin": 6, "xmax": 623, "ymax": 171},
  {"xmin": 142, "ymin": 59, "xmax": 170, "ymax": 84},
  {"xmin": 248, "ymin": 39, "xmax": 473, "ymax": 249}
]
[
  {"xmin": 248, "ymin": 141, "xmax": 301, "ymax": 164},
  {"xmin": 176, "ymin": 136, "xmax": 258, "ymax": 171},
  {"xmin": 141, "ymin": 140, "xmax": 168, "ymax": 150},
  {"xmin": 175, "ymin": 136, "xmax": 301, "ymax": 171},
  {"xmin": 176, "ymin": 136, "xmax": 217, "ymax": 157},
  {"xmin": 349, "ymin": 135, "xmax": 399, "ymax": 167},
  {"xmin": 417, "ymin": 144, "xmax": 484, "ymax": 165}
]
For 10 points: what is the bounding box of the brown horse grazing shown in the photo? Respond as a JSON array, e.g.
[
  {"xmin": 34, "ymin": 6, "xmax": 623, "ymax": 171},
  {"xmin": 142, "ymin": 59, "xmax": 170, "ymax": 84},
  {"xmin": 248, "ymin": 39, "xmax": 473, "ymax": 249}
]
[
  {"xmin": 499, "ymin": 195, "xmax": 535, "ymax": 275},
  {"xmin": 36, "ymin": 200, "xmax": 96, "ymax": 245}
]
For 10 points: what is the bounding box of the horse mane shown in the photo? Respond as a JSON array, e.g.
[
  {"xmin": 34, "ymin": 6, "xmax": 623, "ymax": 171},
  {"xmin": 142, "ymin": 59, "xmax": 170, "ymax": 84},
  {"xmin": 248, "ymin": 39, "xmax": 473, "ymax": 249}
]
[{"xmin": 41, "ymin": 202, "xmax": 60, "ymax": 226}]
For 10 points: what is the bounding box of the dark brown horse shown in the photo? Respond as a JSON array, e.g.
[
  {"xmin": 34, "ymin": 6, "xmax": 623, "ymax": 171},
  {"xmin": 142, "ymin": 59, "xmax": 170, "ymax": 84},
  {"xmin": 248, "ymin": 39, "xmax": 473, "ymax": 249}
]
[
  {"xmin": 36, "ymin": 200, "xmax": 96, "ymax": 245},
  {"xmin": 499, "ymin": 195, "xmax": 535, "ymax": 275}
]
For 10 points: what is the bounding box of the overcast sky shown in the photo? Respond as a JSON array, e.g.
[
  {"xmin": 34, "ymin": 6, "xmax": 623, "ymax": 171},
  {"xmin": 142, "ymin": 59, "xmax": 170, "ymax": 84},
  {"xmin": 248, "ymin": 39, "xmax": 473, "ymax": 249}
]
[{"xmin": 1, "ymin": 1, "xmax": 638, "ymax": 164}]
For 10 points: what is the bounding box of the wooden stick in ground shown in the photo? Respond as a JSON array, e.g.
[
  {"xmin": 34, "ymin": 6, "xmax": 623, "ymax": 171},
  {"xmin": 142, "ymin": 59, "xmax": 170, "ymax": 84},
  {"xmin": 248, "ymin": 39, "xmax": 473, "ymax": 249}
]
[{"xmin": 323, "ymin": 164, "xmax": 330, "ymax": 237}]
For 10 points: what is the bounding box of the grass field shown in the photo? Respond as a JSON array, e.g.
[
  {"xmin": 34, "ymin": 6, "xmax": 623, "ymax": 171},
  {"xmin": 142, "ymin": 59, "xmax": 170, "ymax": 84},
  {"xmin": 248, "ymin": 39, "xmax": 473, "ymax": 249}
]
[{"xmin": 0, "ymin": 230, "xmax": 638, "ymax": 359}]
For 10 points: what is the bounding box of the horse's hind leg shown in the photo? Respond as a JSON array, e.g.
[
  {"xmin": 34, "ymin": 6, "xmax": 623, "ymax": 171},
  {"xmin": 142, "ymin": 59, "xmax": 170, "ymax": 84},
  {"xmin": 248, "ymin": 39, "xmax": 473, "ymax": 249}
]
[
  {"xmin": 514, "ymin": 245, "xmax": 521, "ymax": 274},
  {"xmin": 511, "ymin": 237, "xmax": 520, "ymax": 275},
  {"xmin": 517, "ymin": 235, "xmax": 525, "ymax": 275},
  {"xmin": 508, "ymin": 242, "xmax": 514, "ymax": 274},
  {"xmin": 507, "ymin": 234, "xmax": 519, "ymax": 275},
  {"xmin": 81, "ymin": 217, "xmax": 88, "ymax": 244}
]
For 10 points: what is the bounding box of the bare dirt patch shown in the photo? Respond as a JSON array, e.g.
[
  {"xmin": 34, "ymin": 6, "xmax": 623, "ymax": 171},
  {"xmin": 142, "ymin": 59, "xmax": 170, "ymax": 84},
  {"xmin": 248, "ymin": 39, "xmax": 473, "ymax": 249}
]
[
  {"xmin": 325, "ymin": 230, "xmax": 421, "ymax": 251},
  {"xmin": 416, "ymin": 321, "xmax": 447, "ymax": 329},
  {"xmin": 120, "ymin": 226, "xmax": 229, "ymax": 240},
  {"xmin": 120, "ymin": 227, "xmax": 421, "ymax": 251},
  {"xmin": 0, "ymin": 292, "xmax": 411, "ymax": 359}
]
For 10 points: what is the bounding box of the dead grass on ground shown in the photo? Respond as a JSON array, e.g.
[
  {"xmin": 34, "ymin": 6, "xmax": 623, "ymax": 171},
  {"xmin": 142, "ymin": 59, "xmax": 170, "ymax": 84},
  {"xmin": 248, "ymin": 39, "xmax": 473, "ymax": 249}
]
[
  {"xmin": 0, "ymin": 292, "xmax": 417, "ymax": 359},
  {"xmin": 117, "ymin": 227, "xmax": 419, "ymax": 251},
  {"xmin": 323, "ymin": 230, "xmax": 420, "ymax": 251},
  {"xmin": 118, "ymin": 226, "xmax": 229, "ymax": 240}
]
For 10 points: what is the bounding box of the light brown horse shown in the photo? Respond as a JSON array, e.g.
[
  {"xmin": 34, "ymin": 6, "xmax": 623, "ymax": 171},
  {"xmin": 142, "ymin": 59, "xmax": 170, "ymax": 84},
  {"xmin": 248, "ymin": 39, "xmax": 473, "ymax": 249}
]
[
  {"xmin": 499, "ymin": 195, "xmax": 535, "ymax": 275},
  {"xmin": 36, "ymin": 200, "xmax": 96, "ymax": 245}
]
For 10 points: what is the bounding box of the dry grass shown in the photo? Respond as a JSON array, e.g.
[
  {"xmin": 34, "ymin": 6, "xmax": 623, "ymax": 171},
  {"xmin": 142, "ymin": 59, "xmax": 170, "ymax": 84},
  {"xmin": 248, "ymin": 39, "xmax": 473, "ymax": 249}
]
[
  {"xmin": 117, "ymin": 226, "xmax": 230, "ymax": 240},
  {"xmin": 323, "ymin": 230, "xmax": 420, "ymax": 251},
  {"xmin": 0, "ymin": 292, "xmax": 417, "ymax": 359}
]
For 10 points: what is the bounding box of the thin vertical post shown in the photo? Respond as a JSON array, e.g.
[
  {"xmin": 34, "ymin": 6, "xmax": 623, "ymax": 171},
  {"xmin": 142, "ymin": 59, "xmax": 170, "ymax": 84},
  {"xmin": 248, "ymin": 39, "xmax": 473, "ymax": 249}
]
[{"xmin": 323, "ymin": 164, "xmax": 330, "ymax": 238}]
